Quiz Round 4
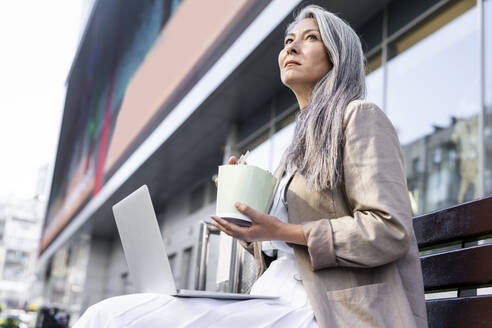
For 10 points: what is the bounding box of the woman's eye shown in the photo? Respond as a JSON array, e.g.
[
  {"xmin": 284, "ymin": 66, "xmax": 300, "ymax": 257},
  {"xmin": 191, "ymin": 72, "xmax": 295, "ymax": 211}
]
[
  {"xmin": 307, "ymin": 34, "xmax": 318, "ymax": 40},
  {"xmin": 284, "ymin": 38, "xmax": 293, "ymax": 45}
]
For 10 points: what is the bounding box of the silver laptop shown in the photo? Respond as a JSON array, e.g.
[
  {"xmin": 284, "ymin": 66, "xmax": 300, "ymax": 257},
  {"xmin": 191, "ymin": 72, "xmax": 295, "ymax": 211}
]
[{"xmin": 112, "ymin": 185, "xmax": 278, "ymax": 300}]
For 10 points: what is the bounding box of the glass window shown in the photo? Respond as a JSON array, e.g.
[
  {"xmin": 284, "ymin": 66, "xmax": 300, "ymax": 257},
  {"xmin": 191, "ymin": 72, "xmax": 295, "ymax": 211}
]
[
  {"xmin": 271, "ymin": 123, "xmax": 296, "ymax": 170},
  {"xmin": 388, "ymin": 0, "xmax": 445, "ymax": 35},
  {"xmin": 245, "ymin": 117, "xmax": 296, "ymax": 173},
  {"xmin": 485, "ymin": 0, "xmax": 492, "ymax": 196},
  {"xmin": 386, "ymin": 1, "xmax": 480, "ymax": 214},
  {"xmin": 246, "ymin": 132, "xmax": 273, "ymax": 172},
  {"xmin": 366, "ymin": 51, "xmax": 384, "ymax": 109}
]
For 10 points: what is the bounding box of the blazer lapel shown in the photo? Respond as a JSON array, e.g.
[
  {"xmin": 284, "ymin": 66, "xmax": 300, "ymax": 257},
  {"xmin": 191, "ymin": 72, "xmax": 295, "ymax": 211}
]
[{"xmin": 282, "ymin": 167, "xmax": 297, "ymax": 210}]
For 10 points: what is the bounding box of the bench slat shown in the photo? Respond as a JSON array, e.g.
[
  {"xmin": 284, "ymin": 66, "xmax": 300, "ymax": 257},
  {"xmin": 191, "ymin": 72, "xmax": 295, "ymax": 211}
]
[
  {"xmin": 413, "ymin": 196, "xmax": 492, "ymax": 248},
  {"xmin": 421, "ymin": 244, "xmax": 492, "ymax": 290},
  {"xmin": 426, "ymin": 295, "xmax": 492, "ymax": 328}
]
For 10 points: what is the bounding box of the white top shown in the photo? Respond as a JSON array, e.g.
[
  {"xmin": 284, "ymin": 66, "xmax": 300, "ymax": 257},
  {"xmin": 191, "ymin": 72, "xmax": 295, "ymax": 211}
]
[
  {"xmin": 262, "ymin": 171, "xmax": 294, "ymax": 257},
  {"xmin": 250, "ymin": 170, "xmax": 311, "ymax": 307}
]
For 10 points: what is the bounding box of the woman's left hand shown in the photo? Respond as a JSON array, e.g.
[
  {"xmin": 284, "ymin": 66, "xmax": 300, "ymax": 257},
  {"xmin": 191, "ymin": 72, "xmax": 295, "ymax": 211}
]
[{"xmin": 210, "ymin": 202, "xmax": 284, "ymax": 242}]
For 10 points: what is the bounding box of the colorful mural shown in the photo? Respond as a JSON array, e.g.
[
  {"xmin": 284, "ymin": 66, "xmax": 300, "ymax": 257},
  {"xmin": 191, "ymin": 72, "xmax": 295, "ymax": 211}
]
[{"xmin": 41, "ymin": 0, "xmax": 166, "ymax": 251}]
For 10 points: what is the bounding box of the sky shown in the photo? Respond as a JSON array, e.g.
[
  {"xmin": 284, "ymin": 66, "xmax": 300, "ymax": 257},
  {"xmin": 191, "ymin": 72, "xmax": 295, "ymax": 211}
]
[{"xmin": 0, "ymin": 0, "xmax": 88, "ymax": 200}]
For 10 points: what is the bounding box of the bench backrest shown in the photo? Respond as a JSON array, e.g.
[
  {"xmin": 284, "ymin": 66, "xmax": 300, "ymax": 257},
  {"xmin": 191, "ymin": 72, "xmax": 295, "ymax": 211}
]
[{"xmin": 413, "ymin": 196, "xmax": 492, "ymax": 328}]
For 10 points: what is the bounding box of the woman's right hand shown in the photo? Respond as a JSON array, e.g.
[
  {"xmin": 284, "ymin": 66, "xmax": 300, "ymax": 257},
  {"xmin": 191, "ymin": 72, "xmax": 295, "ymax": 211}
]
[{"xmin": 213, "ymin": 155, "xmax": 247, "ymax": 188}]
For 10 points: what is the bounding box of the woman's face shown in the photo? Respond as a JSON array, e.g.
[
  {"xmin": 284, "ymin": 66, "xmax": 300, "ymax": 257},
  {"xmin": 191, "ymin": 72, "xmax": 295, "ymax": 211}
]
[{"xmin": 278, "ymin": 18, "xmax": 332, "ymax": 96}]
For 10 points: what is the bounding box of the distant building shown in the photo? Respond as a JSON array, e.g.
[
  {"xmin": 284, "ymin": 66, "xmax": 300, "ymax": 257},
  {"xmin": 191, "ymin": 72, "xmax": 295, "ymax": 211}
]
[
  {"xmin": 404, "ymin": 115, "xmax": 479, "ymax": 215},
  {"xmin": 0, "ymin": 207, "xmax": 34, "ymax": 308},
  {"xmin": 0, "ymin": 197, "xmax": 44, "ymax": 308},
  {"xmin": 0, "ymin": 163, "xmax": 49, "ymax": 309}
]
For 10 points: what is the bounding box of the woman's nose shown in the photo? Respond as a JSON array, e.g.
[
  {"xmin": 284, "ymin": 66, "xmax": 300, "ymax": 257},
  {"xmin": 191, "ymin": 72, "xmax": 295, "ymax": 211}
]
[{"xmin": 286, "ymin": 41, "xmax": 298, "ymax": 55}]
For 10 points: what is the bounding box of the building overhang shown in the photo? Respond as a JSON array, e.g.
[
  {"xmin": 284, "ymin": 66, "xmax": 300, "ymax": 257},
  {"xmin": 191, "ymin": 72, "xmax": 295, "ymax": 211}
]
[{"xmin": 39, "ymin": 0, "xmax": 391, "ymax": 265}]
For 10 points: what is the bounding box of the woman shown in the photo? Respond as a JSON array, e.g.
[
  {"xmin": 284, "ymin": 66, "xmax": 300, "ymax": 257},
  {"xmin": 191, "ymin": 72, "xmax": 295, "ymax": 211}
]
[{"xmin": 75, "ymin": 5, "xmax": 427, "ymax": 328}]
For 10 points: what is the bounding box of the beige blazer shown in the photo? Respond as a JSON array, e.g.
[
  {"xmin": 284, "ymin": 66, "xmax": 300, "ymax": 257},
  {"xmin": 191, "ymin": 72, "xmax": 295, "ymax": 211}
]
[{"xmin": 241, "ymin": 100, "xmax": 428, "ymax": 327}]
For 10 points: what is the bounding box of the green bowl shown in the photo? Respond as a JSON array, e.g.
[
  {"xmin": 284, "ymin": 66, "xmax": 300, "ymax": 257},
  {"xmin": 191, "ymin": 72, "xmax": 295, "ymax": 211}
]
[{"xmin": 216, "ymin": 164, "xmax": 277, "ymax": 226}]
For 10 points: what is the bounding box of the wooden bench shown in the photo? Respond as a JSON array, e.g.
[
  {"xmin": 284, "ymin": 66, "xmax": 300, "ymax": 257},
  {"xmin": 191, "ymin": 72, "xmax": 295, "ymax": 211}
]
[
  {"xmin": 196, "ymin": 196, "xmax": 492, "ymax": 326},
  {"xmin": 413, "ymin": 196, "xmax": 492, "ymax": 328}
]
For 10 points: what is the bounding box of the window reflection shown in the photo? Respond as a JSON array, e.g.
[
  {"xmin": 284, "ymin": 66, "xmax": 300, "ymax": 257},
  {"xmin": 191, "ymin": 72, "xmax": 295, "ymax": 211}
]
[
  {"xmin": 245, "ymin": 114, "xmax": 296, "ymax": 173},
  {"xmin": 271, "ymin": 123, "xmax": 296, "ymax": 170},
  {"xmin": 245, "ymin": 0, "xmax": 486, "ymax": 216},
  {"xmin": 246, "ymin": 134, "xmax": 273, "ymax": 172},
  {"xmin": 485, "ymin": 0, "xmax": 492, "ymax": 196},
  {"xmin": 366, "ymin": 51, "xmax": 384, "ymax": 109},
  {"xmin": 386, "ymin": 2, "xmax": 479, "ymax": 214}
]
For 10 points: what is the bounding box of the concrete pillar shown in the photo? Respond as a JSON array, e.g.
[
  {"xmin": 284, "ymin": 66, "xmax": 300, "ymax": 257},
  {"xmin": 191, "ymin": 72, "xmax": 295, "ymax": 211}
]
[{"xmin": 80, "ymin": 237, "xmax": 111, "ymax": 311}]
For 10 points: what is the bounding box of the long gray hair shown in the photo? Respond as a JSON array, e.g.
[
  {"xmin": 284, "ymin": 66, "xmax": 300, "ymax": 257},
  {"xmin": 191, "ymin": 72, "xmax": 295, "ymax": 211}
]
[{"xmin": 283, "ymin": 5, "xmax": 366, "ymax": 191}]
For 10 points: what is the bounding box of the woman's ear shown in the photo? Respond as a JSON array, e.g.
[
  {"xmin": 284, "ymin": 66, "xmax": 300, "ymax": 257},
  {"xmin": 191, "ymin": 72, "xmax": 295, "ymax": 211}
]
[
  {"xmin": 327, "ymin": 54, "xmax": 334, "ymax": 71},
  {"xmin": 323, "ymin": 50, "xmax": 333, "ymax": 72}
]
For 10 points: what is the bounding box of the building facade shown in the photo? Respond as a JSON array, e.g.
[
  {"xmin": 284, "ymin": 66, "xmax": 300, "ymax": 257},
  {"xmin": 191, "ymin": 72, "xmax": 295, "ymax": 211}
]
[{"xmin": 38, "ymin": 0, "xmax": 492, "ymax": 324}]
